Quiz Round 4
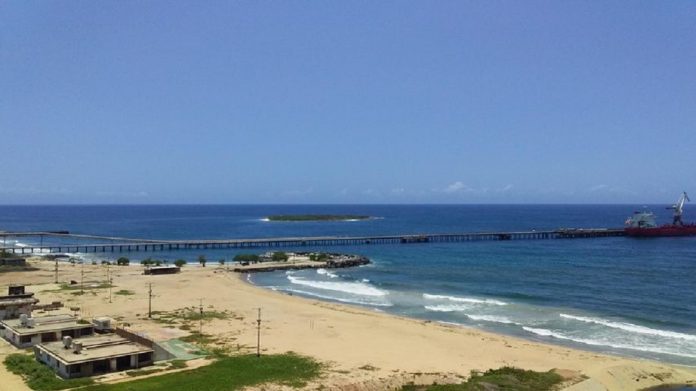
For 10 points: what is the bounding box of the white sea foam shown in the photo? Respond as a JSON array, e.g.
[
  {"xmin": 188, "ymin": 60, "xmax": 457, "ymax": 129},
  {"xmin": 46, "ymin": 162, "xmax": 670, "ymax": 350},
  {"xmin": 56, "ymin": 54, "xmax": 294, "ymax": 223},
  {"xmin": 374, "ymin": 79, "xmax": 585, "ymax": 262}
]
[
  {"xmin": 560, "ymin": 314, "xmax": 696, "ymax": 341},
  {"xmin": 424, "ymin": 304, "xmax": 474, "ymax": 312},
  {"xmin": 465, "ymin": 314, "xmax": 519, "ymax": 325},
  {"xmin": 522, "ymin": 327, "xmax": 696, "ymax": 359},
  {"xmin": 423, "ymin": 293, "xmax": 507, "ymax": 306},
  {"xmin": 361, "ymin": 278, "xmax": 370, "ymax": 283},
  {"xmin": 281, "ymin": 288, "xmax": 392, "ymax": 307},
  {"xmin": 287, "ymin": 275, "xmax": 387, "ymax": 297},
  {"xmin": 316, "ymin": 268, "xmax": 338, "ymax": 278},
  {"xmin": 259, "ymin": 218, "xmax": 270, "ymax": 222}
]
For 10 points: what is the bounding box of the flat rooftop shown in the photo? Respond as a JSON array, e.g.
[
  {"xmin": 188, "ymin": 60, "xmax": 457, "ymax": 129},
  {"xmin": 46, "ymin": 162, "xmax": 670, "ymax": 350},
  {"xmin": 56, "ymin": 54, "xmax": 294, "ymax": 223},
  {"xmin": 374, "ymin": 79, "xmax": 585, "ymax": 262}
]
[
  {"xmin": 1, "ymin": 314, "xmax": 90, "ymax": 335},
  {"xmin": 0, "ymin": 297, "xmax": 38, "ymax": 306},
  {"xmin": 37, "ymin": 334, "xmax": 153, "ymax": 365}
]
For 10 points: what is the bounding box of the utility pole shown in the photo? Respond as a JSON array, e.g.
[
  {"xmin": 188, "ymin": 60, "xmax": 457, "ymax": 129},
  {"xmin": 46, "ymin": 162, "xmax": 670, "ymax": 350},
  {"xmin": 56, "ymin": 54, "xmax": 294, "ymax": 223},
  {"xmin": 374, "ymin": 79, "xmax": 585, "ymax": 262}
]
[
  {"xmin": 80, "ymin": 261, "xmax": 84, "ymax": 295},
  {"xmin": 199, "ymin": 298, "xmax": 203, "ymax": 335},
  {"xmin": 148, "ymin": 283, "xmax": 153, "ymax": 318},
  {"xmin": 54, "ymin": 259, "xmax": 58, "ymax": 284},
  {"xmin": 256, "ymin": 308, "xmax": 261, "ymax": 357},
  {"xmin": 107, "ymin": 264, "xmax": 112, "ymax": 304}
]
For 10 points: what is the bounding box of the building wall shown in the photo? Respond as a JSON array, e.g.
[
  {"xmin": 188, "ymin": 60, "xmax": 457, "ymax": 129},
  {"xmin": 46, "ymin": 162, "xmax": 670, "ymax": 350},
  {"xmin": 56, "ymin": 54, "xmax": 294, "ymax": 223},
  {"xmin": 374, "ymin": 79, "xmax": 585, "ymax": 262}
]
[
  {"xmin": 0, "ymin": 304, "xmax": 33, "ymax": 320},
  {"xmin": 34, "ymin": 350, "xmax": 153, "ymax": 379}
]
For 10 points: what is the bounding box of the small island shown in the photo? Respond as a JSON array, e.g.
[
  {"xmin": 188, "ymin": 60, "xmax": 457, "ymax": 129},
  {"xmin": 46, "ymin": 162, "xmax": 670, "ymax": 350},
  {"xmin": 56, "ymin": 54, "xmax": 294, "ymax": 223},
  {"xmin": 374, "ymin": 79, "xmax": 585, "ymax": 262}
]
[
  {"xmin": 232, "ymin": 251, "xmax": 370, "ymax": 273},
  {"xmin": 265, "ymin": 214, "xmax": 371, "ymax": 222}
]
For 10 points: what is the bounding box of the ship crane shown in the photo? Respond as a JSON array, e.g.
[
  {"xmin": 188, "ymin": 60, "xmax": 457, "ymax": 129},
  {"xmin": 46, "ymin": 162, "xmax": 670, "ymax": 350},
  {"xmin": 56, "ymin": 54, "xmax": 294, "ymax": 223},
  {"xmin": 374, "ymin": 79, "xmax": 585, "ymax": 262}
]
[{"xmin": 667, "ymin": 191, "xmax": 690, "ymax": 226}]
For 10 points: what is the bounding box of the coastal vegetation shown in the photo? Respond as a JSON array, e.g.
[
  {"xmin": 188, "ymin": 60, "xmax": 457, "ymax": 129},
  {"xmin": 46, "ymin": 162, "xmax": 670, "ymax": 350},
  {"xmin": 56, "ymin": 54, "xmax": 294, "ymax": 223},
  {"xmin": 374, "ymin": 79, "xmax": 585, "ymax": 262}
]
[
  {"xmin": 174, "ymin": 259, "xmax": 186, "ymax": 267},
  {"xmin": 309, "ymin": 252, "xmax": 329, "ymax": 261},
  {"xmin": 198, "ymin": 255, "xmax": 207, "ymax": 267},
  {"xmin": 233, "ymin": 254, "xmax": 260, "ymax": 263},
  {"xmin": 77, "ymin": 353, "xmax": 322, "ymax": 391},
  {"xmin": 141, "ymin": 258, "xmax": 165, "ymax": 266},
  {"xmin": 401, "ymin": 367, "xmax": 563, "ymax": 391},
  {"xmin": 266, "ymin": 214, "xmax": 371, "ymax": 221},
  {"xmin": 116, "ymin": 257, "xmax": 129, "ymax": 266},
  {"xmin": 271, "ymin": 251, "xmax": 289, "ymax": 262},
  {"xmin": 5, "ymin": 352, "xmax": 320, "ymax": 391},
  {"xmin": 4, "ymin": 353, "xmax": 94, "ymax": 390}
]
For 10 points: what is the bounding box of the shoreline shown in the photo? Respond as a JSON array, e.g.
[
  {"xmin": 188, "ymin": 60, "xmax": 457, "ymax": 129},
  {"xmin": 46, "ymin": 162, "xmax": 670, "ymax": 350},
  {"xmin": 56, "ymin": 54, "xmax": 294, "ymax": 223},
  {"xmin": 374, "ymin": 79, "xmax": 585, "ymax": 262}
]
[
  {"xmin": 1, "ymin": 259, "xmax": 696, "ymax": 390},
  {"xmin": 234, "ymin": 269, "xmax": 696, "ymax": 389}
]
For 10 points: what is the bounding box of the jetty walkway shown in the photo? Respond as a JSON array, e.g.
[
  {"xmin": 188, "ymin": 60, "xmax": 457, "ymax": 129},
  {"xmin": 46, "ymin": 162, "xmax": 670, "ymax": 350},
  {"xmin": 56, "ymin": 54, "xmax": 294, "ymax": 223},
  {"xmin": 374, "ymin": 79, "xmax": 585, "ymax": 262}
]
[{"xmin": 0, "ymin": 228, "xmax": 626, "ymax": 255}]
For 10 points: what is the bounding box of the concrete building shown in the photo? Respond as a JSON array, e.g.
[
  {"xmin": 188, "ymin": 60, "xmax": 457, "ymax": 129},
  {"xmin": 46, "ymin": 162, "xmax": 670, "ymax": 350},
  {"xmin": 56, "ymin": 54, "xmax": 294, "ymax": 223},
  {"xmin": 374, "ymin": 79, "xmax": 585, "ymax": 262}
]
[
  {"xmin": 34, "ymin": 333, "xmax": 154, "ymax": 378},
  {"xmin": 0, "ymin": 285, "xmax": 39, "ymax": 320},
  {"xmin": 143, "ymin": 265, "xmax": 180, "ymax": 275},
  {"xmin": 0, "ymin": 314, "xmax": 94, "ymax": 348},
  {"xmin": 0, "ymin": 257, "xmax": 27, "ymax": 266}
]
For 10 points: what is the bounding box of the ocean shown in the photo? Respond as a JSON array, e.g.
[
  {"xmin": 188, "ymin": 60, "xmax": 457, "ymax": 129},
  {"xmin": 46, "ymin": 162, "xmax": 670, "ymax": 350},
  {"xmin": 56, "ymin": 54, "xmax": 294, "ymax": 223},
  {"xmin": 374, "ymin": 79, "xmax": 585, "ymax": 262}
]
[{"xmin": 1, "ymin": 204, "xmax": 695, "ymax": 366}]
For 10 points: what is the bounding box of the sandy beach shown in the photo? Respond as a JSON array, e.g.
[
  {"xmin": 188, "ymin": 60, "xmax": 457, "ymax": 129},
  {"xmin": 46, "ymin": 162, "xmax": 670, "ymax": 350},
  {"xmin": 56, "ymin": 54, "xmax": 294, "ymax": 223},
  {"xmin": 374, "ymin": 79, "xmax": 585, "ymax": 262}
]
[{"xmin": 1, "ymin": 258, "xmax": 695, "ymax": 391}]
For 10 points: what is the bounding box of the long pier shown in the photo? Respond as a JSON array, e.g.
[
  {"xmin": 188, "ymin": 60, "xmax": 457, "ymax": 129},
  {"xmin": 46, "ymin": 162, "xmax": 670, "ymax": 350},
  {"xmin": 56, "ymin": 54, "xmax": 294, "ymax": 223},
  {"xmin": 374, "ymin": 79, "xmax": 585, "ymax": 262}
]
[{"xmin": 0, "ymin": 228, "xmax": 626, "ymax": 255}]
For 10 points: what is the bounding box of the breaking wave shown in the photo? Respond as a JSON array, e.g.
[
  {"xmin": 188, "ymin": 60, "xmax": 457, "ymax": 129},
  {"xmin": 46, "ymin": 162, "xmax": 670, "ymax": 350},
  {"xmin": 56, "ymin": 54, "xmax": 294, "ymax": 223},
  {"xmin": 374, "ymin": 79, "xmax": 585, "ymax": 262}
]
[
  {"xmin": 280, "ymin": 288, "xmax": 393, "ymax": 307},
  {"xmin": 423, "ymin": 293, "xmax": 507, "ymax": 306},
  {"xmin": 316, "ymin": 268, "xmax": 338, "ymax": 278},
  {"xmin": 424, "ymin": 304, "xmax": 474, "ymax": 312},
  {"xmin": 465, "ymin": 314, "xmax": 519, "ymax": 325},
  {"xmin": 287, "ymin": 275, "xmax": 388, "ymax": 297},
  {"xmin": 560, "ymin": 314, "xmax": 696, "ymax": 341},
  {"xmin": 522, "ymin": 327, "xmax": 696, "ymax": 359}
]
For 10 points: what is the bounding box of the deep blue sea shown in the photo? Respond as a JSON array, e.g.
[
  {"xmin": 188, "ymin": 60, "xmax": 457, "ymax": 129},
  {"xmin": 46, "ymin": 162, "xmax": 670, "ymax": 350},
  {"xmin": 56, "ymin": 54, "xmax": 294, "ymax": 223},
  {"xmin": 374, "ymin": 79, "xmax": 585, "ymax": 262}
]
[{"xmin": 1, "ymin": 204, "xmax": 695, "ymax": 365}]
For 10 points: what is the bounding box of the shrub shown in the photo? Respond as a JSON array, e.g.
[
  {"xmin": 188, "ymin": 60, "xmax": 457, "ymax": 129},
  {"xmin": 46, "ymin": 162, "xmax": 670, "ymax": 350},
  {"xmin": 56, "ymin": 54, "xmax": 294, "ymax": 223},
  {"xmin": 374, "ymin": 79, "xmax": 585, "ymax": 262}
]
[
  {"xmin": 116, "ymin": 257, "xmax": 130, "ymax": 266},
  {"xmin": 4, "ymin": 353, "xmax": 94, "ymax": 390},
  {"xmin": 271, "ymin": 252, "xmax": 288, "ymax": 262},
  {"xmin": 174, "ymin": 259, "xmax": 186, "ymax": 267},
  {"xmin": 233, "ymin": 254, "xmax": 260, "ymax": 263},
  {"xmin": 140, "ymin": 258, "xmax": 154, "ymax": 266}
]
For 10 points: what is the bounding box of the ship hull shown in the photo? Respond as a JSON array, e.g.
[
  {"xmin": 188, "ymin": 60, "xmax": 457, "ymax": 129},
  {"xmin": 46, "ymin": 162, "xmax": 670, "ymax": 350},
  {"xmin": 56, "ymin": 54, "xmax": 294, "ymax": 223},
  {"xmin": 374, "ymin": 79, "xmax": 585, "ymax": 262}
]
[{"xmin": 624, "ymin": 225, "xmax": 696, "ymax": 237}]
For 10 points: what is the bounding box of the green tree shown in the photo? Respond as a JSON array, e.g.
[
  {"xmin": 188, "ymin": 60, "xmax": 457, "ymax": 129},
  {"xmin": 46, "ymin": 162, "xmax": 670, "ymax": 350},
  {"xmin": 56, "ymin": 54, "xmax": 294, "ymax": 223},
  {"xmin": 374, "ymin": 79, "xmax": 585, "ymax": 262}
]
[
  {"xmin": 141, "ymin": 258, "xmax": 154, "ymax": 266},
  {"xmin": 218, "ymin": 259, "xmax": 225, "ymax": 266},
  {"xmin": 198, "ymin": 255, "xmax": 207, "ymax": 267},
  {"xmin": 233, "ymin": 254, "xmax": 260, "ymax": 263},
  {"xmin": 116, "ymin": 257, "xmax": 130, "ymax": 266},
  {"xmin": 271, "ymin": 252, "xmax": 289, "ymax": 262},
  {"xmin": 174, "ymin": 259, "xmax": 186, "ymax": 267}
]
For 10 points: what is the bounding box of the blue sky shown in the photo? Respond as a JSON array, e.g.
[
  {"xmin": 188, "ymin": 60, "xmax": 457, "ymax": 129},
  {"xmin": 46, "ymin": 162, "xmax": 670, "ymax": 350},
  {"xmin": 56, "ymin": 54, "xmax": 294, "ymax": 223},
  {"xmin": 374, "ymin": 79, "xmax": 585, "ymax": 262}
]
[{"xmin": 1, "ymin": 1, "xmax": 695, "ymax": 204}]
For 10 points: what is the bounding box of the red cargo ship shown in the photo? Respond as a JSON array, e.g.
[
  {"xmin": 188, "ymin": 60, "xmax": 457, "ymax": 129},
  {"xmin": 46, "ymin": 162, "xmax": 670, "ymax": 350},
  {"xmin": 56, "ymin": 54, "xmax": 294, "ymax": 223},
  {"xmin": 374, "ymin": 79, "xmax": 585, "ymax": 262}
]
[{"xmin": 624, "ymin": 192, "xmax": 696, "ymax": 237}]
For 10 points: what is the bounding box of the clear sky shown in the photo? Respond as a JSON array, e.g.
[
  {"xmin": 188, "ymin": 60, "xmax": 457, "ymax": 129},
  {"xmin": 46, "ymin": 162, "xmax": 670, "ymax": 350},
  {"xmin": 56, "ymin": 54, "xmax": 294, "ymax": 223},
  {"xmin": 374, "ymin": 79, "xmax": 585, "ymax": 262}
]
[{"xmin": 1, "ymin": 1, "xmax": 695, "ymax": 204}]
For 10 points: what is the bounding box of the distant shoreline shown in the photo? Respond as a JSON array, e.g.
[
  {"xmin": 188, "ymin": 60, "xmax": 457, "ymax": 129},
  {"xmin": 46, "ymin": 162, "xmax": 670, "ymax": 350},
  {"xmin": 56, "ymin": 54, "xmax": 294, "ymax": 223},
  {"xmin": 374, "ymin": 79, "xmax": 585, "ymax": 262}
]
[{"xmin": 265, "ymin": 214, "xmax": 372, "ymax": 222}]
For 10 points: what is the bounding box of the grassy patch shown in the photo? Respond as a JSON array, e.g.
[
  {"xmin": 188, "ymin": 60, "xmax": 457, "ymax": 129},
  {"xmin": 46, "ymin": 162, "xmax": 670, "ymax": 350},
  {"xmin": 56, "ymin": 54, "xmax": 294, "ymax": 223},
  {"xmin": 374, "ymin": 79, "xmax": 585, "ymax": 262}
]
[
  {"xmin": 4, "ymin": 353, "xmax": 94, "ymax": 390},
  {"xmin": 181, "ymin": 309, "xmax": 230, "ymax": 322},
  {"xmin": 179, "ymin": 332, "xmax": 218, "ymax": 346},
  {"xmin": 403, "ymin": 367, "xmax": 563, "ymax": 391},
  {"xmin": 114, "ymin": 289, "xmax": 135, "ymax": 296},
  {"xmin": 79, "ymin": 353, "xmax": 322, "ymax": 391}
]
